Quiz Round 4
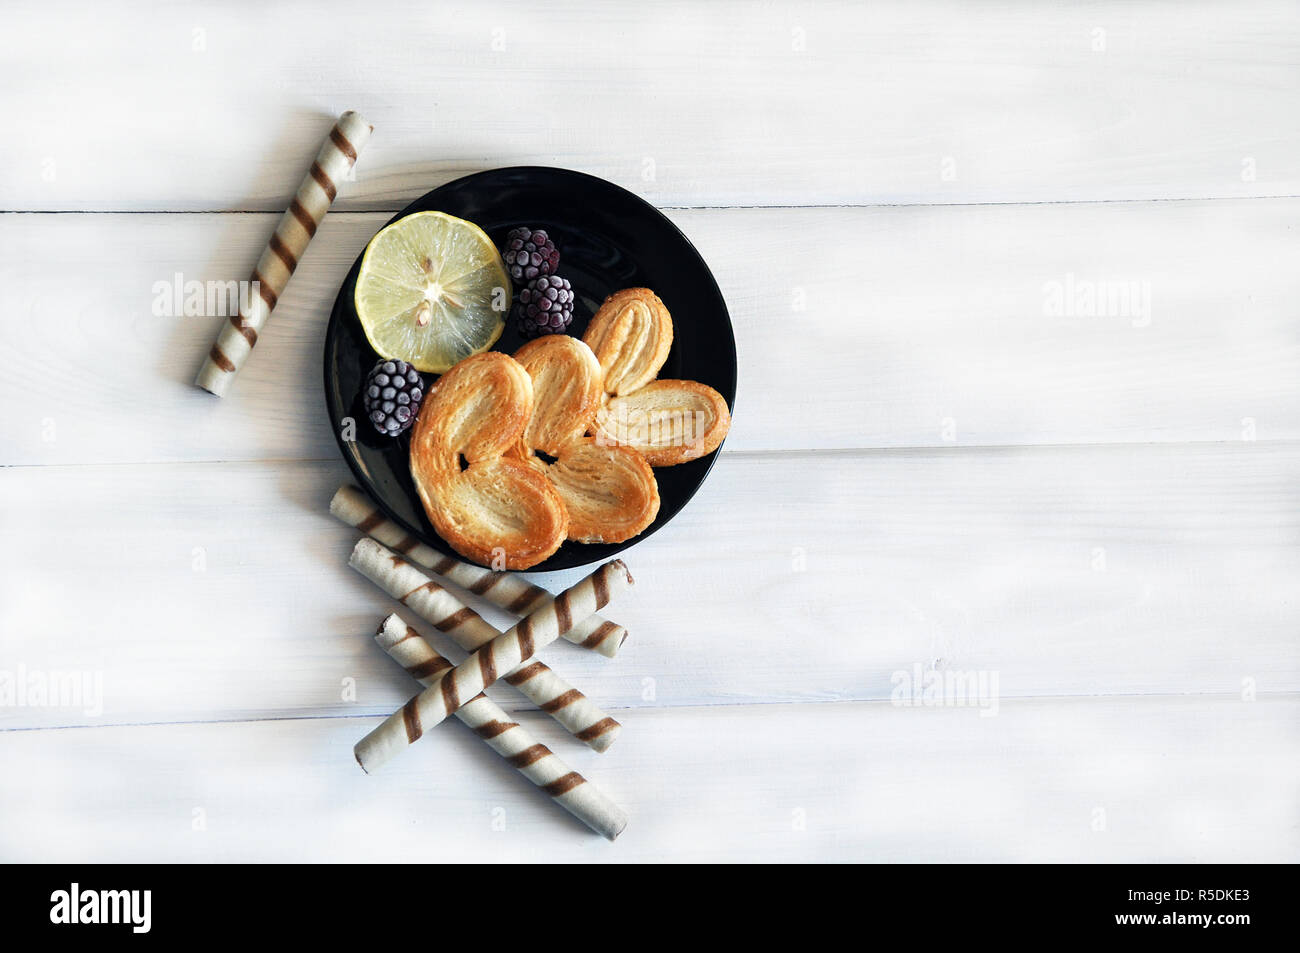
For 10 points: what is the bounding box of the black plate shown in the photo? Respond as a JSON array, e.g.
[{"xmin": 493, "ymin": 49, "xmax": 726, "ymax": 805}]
[{"xmin": 324, "ymin": 167, "xmax": 737, "ymax": 572}]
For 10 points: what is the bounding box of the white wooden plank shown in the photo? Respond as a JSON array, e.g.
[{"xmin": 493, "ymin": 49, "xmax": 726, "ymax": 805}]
[
  {"xmin": 2, "ymin": 1, "xmax": 1296, "ymax": 211},
  {"xmin": 1, "ymin": 696, "xmax": 1295, "ymax": 862},
  {"xmin": 2, "ymin": 443, "xmax": 1296, "ymax": 730},
  {"xmin": 2, "ymin": 199, "xmax": 1297, "ymax": 466}
]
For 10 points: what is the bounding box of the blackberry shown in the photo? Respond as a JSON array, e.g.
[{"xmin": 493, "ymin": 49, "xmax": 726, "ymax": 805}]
[
  {"xmin": 363, "ymin": 359, "xmax": 425, "ymax": 437},
  {"xmin": 503, "ymin": 226, "xmax": 560, "ymax": 283},
  {"xmin": 517, "ymin": 274, "xmax": 575, "ymax": 338}
]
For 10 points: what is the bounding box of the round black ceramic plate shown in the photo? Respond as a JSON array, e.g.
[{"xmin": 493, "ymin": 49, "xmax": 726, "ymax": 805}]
[{"xmin": 324, "ymin": 167, "xmax": 737, "ymax": 572}]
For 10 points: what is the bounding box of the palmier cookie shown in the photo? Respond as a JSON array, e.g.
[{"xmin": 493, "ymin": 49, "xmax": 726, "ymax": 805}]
[
  {"xmin": 513, "ymin": 336, "xmax": 660, "ymax": 544},
  {"xmin": 409, "ymin": 352, "xmax": 567, "ymax": 569},
  {"xmin": 583, "ymin": 288, "xmax": 731, "ymax": 466}
]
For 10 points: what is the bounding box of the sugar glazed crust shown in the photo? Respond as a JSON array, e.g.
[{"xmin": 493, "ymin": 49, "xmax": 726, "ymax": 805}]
[
  {"xmin": 408, "ymin": 287, "xmax": 732, "ymax": 566},
  {"xmin": 409, "ymin": 352, "xmax": 568, "ymax": 569},
  {"xmin": 583, "ymin": 288, "xmax": 731, "ymax": 466},
  {"xmin": 512, "ymin": 336, "xmax": 660, "ymax": 544}
]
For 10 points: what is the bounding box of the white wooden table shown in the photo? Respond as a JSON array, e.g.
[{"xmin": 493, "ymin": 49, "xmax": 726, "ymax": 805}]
[{"xmin": 2, "ymin": 1, "xmax": 1297, "ymax": 862}]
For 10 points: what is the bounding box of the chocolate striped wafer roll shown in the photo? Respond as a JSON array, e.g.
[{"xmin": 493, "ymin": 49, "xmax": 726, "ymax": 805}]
[
  {"xmin": 355, "ymin": 559, "xmax": 633, "ymax": 774},
  {"xmin": 376, "ymin": 614, "xmax": 627, "ymax": 840},
  {"xmin": 350, "ymin": 538, "xmax": 621, "ymax": 752},
  {"xmin": 195, "ymin": 110, "xmax": 373, "ymax": 396},
  {"xmin": 331, "ymin": 484, "xmax": 627, "ymax": 657}
]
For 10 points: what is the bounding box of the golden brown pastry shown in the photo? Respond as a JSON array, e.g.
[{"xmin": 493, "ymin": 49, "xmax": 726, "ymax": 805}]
[
  {"xmin": 583, "ymin": 288, "xmax": 731, "ymax": 466},
  {"xmin": 513, "ymin": 336, "xmax": 660, "ymax": 544},
  {"xmin": 592, "ymin": 378, "xmax": 732, "ymax": 466},
  {"xmin": 582, "ymin": 288, "xmax": 674, "ymax": 397},
  {"xmin": 514, "ymin": 335, "xmax": 604, "ymax": 454},
  {"xmin": 408, "ymin": 351, "xmax": 567, "ymax": 570}
]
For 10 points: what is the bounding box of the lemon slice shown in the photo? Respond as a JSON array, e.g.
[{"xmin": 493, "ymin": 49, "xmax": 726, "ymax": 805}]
[{"xmin": 354, "ymin": 211, "xmax": 510, "ymax": 373}]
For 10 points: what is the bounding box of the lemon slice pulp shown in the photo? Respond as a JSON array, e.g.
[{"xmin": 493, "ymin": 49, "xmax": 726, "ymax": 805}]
[{"xmin": 354, "ymin": 211, "xmax": 510, "ymax": 373}]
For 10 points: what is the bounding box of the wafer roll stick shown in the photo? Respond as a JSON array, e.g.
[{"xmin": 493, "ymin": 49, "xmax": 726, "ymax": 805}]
[
  {"xmin": 331, "ymin": 484, "xmax": 627, "ymax": 657},
  {"xmin": 350, "ymin": 538, "xmax": 622, "ymax": 752},
  {"xmin": 376, "ymin": 615, "xmax": 627, "ymax": 840},
  {"xmin": 355, "ymin": 559, "xmax": 633, "ymax": 773},
  {"xmin": 195, "ymin": 110, "xmax": 373, "ymax": 396}
]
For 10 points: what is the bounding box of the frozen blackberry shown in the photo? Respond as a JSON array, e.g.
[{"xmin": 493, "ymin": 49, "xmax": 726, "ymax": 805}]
[
  {"xmin": 503, "ymin": 226, "xmax": 560, "ymax": 283},
  {"xmin": 517, "ymin": 274, "xmax": 575, "ymax": 338},
  {"xmin": 363, "ymin": 359, "xmax": 425, "ymax": 437}
]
